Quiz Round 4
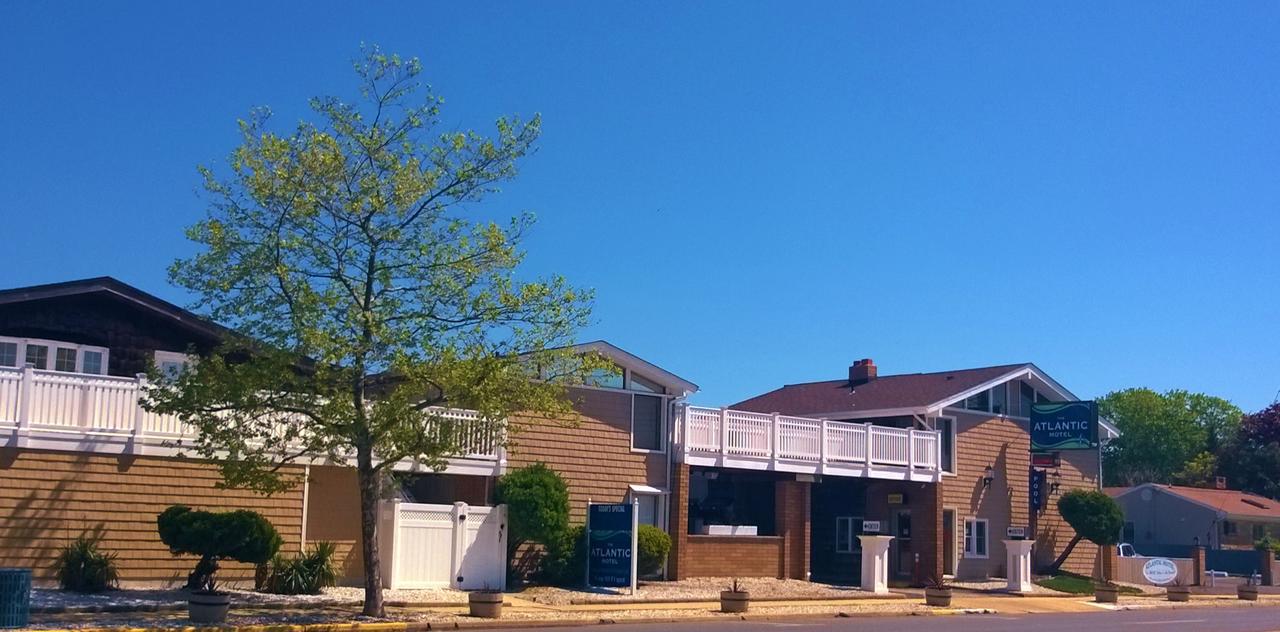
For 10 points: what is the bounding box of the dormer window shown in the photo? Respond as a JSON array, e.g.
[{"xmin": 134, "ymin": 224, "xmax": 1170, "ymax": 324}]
[
  {"xmin": 154, "ymin": 350, "xmax": 193, "ymax": 380},
  {"xmin": 962, "ymin": 383, "xmax": 1009, "ymax": 415},
  {"xmin": 0, "ymin": 335, "xmax": 108, "ymax": 375}
]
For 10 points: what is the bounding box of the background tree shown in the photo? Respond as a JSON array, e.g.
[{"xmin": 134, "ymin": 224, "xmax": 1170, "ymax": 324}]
[
  {"xmin": 148, "ymin": 47, "xmax": 598, "ymax": 616},
  {"xmin": 1099, "ymin": 388, "xmax": 1240, "ymax": 486},
  {"xmin": 1045, "ymin": 489, "xmax": 1125, "ymax": 575},
  {"xmin": 1219, "ymin": 403, "xmax": 1280, "ymax": 499}
]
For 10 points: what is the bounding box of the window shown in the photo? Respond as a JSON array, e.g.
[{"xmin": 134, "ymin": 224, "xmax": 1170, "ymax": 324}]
[
  {"xmin": 0, "ymin": 342, "xmax": 16, "ymax": 368},
  {"xmin": 585, "ymin": 366, "xmax": 624, "ymax": 389},
  {"xmin": 1124, "ymin": 521, "xmax": 1135, "ymax": 544},
  {"xmin": 24, "ymin": 344, "xmax": 48, "ymax": 370},
  {"xmin": 631, "ymin": 393, "xmax": 664, "ymax": 451},
  {"xmin": 962, "ymin": 389, "xmax": 990, "ymax": 412},
  {"xmin": 82, "ymin": 350, "xmax": 103, "ymax": 375},
  {"xmin": 964, "ymin": 518, "xmax": 989, "ymax": 558},
  {"xmin": 935, "ymin": 417, "xmax": 956, "ymax": 474},
  {"xmin": 835, "ymin": 516, "xmax": 864, "ymax": 553},
  {"xmin": 635, "ymin": 494, "xmax": 659, "ymax": 527},
  {"xmin": 1252, "ymin": 524, "xmax": 1265, "ymax": 541},
  {"xmin": 991, "ymin": 383, "xmax": 1007, "ymax": 415},
  {"xmin": 628, "ymin": 372, "xmax": 664, "ymax": 393},
  {"xmin": 154, "ymin": 350, "xmax": 192, "ymax": 381},
  {"xmin": 1020, "ymin": 382, "xmax": 1035, "ymax": 416},
  {"xmin": 1222, "ymin": 521, "xmax": 1238, "ymax": 536},
  {"xmin": 55, "ymin": 348, "xmax": 77, "ymax": 372}
]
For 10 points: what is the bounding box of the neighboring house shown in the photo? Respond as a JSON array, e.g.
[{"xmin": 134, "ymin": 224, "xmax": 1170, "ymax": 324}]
[
  {"xmin": 1110, "ymin": 483, "xmax": 1280, "ymax": 555},
  {"xmin": 0, "ymin": 277, "xmax": 695, "ymax": 586},
  {"xmin": 665, "ymin": 358, "xmax": 1119, "ymax": 583}
]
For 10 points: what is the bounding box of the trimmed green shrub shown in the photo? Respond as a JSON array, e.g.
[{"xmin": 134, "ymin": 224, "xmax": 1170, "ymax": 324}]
[
  {"xmin": 494, "ymin": 462, "xmax": 570, "ymax": 575},
  {"xmin": 265, "ymin": 541, "xmax": 338, "ymax": 595},
  {"xmin": 157, "ymin": 505, "xmax": 283, "ymax": 591},
  {"xmin": 52, "ymin": 536, "xmax": 119, "ymax": 593},
  {"xmin": 636, "ymin": 525, "xmax": 670, "ymax": 577},
  {"xmin": 540, "ymin": 525, "xmax": 586, "ymax": 586}
]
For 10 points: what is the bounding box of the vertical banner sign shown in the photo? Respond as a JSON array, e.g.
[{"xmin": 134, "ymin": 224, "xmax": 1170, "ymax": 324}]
[
  {"xmin": 1030, "ymin": 401, "xmax": 1098, "ymax": 451},
  {"xmin": 1030, "ymin": 468, "xmax": 1047, "ymax": 514},
  {"xmin": 587, "ymin": 503, "xmax": 635, "ymax": 590}
]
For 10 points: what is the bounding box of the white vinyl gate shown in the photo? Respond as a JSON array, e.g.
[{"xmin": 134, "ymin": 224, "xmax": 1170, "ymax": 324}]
[{"xmin": 378, "ymin": 500, "xmax": 507, "ymax": 590}]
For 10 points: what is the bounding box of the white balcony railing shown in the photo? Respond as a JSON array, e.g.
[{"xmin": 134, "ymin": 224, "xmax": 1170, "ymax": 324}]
[
  {"xmin": 0, "ymin": 365, "xmax": 502, "ymax": 472},
  {"xmin": 678, "ymin": 405, "xmax": 941, "ymax": 481}
]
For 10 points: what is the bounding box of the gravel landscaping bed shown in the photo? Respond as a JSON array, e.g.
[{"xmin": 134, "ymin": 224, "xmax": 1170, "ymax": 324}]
[
  {"xmin": 951, "ymin": 579, "xmax": 1071, "ymax": 596},
  {"xmin": 31, "ymin": 586, "xmax": 469, "ymax": 612},
  {"xmin": 517, "ymin": 577, "xmax": 872, "ymax": 605}
]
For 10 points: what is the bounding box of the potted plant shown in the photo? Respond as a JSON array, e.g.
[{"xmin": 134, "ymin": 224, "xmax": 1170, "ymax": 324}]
[
  {"xmin": 1166, "ymin": 577, "xmax": 1190, "ymax": 602},
  {"xmin": 924, "ymin": 575, "xmax": 953, "ymax": 607},
  {"xmin": 1094, "ymin": 580, "xmax": 1120, "ymax": 604},
  {"xmin": 157, "ymin": 505, "xmax": 282, "ymax": 624},
  {"xmin": 468, "ymin": 586, "xmax": 504, "ymax": 618},
  {"xmin": 720, "ymin": 578, "xmax": 749, "ymax": 613},
  {"xmin": 1238, "ymin": 577, "xmax": 1259, "ymax": 601}
]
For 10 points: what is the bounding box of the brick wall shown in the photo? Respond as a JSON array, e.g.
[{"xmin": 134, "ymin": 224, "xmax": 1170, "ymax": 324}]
[
  {"xmin": 679, "ymin": 536, "xmax": 784, "ymax": 577},
  {"xmin": 507, "ymin": 387, "xmax": 667, "ymax": 523},
  {"xmin": 0, "ymin": 449, "xmax": 303, "ymax": 586}
]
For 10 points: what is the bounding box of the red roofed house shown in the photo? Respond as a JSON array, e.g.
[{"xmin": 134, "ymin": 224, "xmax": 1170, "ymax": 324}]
[
  {"xmin": 668, "ymin": 358, "xmax": 1120, "ymax": 584},
  {"xmin": 1111, "ymin": 483, "xmax": 1280, "ymax": 553}
]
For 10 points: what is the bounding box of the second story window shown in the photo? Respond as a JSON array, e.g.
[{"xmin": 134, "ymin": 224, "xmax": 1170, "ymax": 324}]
[
  {"xmin": 0, "ymin": 336, "xmax": 109, "ymax": 374},
  {"xmin": 962, "ymin": 383, "xmax": 1009, "ymax": 415},
  {"xmin": 0, "ymin": 342, "xmax": 16, "ymax": 367},
  {"xmin": 154, "ymin": 350, "xmax": 193, "ymax": 381},
  {"xmin": 631, "ymin": 393, "xmax": 665, "ymax": 452},
  {"xmin": 25, "ymin": 343, "xmax": 49, "ymax": 370}
]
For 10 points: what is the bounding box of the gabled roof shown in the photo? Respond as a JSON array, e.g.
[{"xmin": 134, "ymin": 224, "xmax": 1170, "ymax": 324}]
[
  {"xmin": 1114, "ymin": 484, "xmax": 1280, "ymax": 521},
  {"xmin": 568, "ymin": 340, "xmax": 699, "ymax": 396},
  {"xmin": 734, "ymin": 363, "xmax": 1032, "ymax": 417},
  {"xmin": 0, "ymin": 276, "xmax": 231, "ymax": 341}
]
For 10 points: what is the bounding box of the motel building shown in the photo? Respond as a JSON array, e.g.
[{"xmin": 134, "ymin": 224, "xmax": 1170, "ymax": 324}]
[{"xmin": 0, "ymin": 277, "xmax": 1116, "ymax": 588}]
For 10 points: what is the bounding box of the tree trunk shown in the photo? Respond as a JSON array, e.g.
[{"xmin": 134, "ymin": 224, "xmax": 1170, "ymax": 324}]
[
  {"xmin": 357, "ymin": 448, "xmax": 385, "ymax": 617},
  {"xmin": 1044, "ymin": 533, "xmax": 1084, "ymax": 575}
]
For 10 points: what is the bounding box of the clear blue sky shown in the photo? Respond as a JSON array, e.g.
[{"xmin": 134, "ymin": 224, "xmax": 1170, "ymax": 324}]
[{"xmin": 2, "ymin": 2, "xmax": 1277, "ymax": 411}]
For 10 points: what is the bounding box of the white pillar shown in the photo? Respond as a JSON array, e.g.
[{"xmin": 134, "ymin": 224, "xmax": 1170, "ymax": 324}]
[
  {"xmin": 1004, "ymin": 540, "xmax": 1035, "ymax": 593},
  {"xmin": 858, "ymin": 535, "xmax": 895, "ymax": 594}
]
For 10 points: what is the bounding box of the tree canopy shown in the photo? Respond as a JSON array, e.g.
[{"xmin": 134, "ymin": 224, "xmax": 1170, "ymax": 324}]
[
  {"xmin": 147, "ymin": 46, "xmax": 599, "ymax": 616},
  {"xmin": 1220, "ymin": 403, "xmax": 1280, "ymax": 500},
  {"xmin": 1099, "ymin": 388, "xmax": 1240, "ymax": 487}
]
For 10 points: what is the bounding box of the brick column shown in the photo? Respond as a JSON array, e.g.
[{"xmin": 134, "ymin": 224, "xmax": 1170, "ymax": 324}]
[
  {"xmin": 909, "ymin": 483, "xmax": 943, "ymax": 586},
  {"xmin": 776, "ymin": 479, "xmax": 811, "ymax": 580},
  {"xmin": 668, "ymin": 464, "xmax": 690, "ymax": 580},
  {"xmin": 1191, "ymin": 546, "xmax": 1206, "ymax": 586},
  {"xmin": 1100, "ymin": 543, "xmax": 1118, "ymax": 582}
]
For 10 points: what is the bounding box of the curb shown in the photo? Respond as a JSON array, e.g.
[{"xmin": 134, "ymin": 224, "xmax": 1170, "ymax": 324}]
[
  {"xmin": 33, "ymin": 602, "xmax": 482, "ymax": 615},
  {"xmin": 563, "ymin": 593, "xmax": 908, "ymax": 606}
]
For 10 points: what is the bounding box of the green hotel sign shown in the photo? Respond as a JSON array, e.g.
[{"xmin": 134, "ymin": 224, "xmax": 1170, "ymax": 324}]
[{"xmin": 1030, "ymin": 401, "xmax": 1098, "ymax": 451}]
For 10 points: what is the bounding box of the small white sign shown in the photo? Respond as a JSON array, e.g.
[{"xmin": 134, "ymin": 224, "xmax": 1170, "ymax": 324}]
[
  {"xmin": 1006, "ymin": 526, "xmax": 1026, "ymax": 538},
  {"xmin": 1142, "ymin": 558, "xmax": 1179, "ymax": 585},
  {"xmin": 862, "ymin": 520, "xmax": 881, "ymax": 533}
]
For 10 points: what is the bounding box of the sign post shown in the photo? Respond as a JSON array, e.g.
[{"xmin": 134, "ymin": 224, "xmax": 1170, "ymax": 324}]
[{"xmin": 585, "ymin": 500, "xmax": 638, "ymax": 594}]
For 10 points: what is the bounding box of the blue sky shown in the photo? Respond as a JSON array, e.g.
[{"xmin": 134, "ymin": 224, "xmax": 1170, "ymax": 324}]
[{"xmin": 1, "ymin": 2, "xmax": 1277, "ymax": 411}]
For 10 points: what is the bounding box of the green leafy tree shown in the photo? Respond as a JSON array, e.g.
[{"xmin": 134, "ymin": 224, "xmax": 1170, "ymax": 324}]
[
  {"xmin": 146, "ymin": 47, "xmax": 598, "ymax": 616},
  {"xmin": 493, "ymin": 462, "xmax": 570, "ymax": 576},
  {"xmin": 1099, "ymin": 388, "xmax": 1240, "ymax": 486},
  {"xmin": 1045, "ymin": 489, "xmax": 1125, "ymax": 575},
  {"xmin": 1173, "ymin": 451, "xmax": 1219, "ymax": 487}
]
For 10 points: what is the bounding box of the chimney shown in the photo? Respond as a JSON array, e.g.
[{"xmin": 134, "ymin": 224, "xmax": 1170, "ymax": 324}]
[{"xmin": 849, "ymin": 358, "xmax": 877, "ymax": 386}]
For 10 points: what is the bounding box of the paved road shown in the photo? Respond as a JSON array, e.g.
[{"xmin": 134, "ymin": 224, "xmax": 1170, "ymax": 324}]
[{"xmin": 527, "ymin": 606, "xmax": 1278, "ymax": 632}]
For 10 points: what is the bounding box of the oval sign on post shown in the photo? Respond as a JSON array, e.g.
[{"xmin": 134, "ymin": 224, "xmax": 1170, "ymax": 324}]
[{"xmin": 1142, "ymin": 558, "xmax": 1179, "ymax": 585}]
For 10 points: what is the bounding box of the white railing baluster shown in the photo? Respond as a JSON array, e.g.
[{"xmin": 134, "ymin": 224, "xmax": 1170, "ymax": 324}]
[
  {"xmin": 719, "ymin": 407, "xmax": 729, "ymax": 457},
  {"xmin": 819, "ymin": 418, "xmax": 828, "ymax": 464},
  {"xmin": 906, "ymin": 427, "xmax": 915, "ymax": 471},
  {"xmin": 17, "ymin": 364, "xmax": 32, "ymax": 433},
  {"xmin": 770, "ymin": 412, "xmax": 779, "ymax": 460}
]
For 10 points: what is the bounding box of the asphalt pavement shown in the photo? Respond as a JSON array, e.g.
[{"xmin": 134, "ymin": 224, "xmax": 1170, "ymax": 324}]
[{"xmin": 524, "ymin": 606, "xmax": 1279, "ymax": 632}]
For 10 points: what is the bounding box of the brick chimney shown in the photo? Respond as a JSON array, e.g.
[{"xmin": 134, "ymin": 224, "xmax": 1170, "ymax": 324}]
[{"xmin": 849, "ymin": 358, "xmax": 877, "ymax": 386}]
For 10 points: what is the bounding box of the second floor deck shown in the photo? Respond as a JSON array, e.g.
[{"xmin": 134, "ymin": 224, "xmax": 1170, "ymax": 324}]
[{"xmin": 676, "ymin": 405, "xmax": 942, "ymax": 482}]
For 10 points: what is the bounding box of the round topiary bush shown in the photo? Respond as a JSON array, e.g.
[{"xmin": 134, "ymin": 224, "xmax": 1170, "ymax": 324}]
[
  {"xmin": 157, "ymin": 505, "xmax": 283, "ymax": 591},
  {"xmin": 636, "ymin": 524, "xmax": 671, "ymax": 577}
]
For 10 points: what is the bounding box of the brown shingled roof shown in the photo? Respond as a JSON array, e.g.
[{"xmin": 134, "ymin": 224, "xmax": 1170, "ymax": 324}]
[
  {"xmin": 1149, "ymin": 485, "xmax": 1280, "ymax": 521},
  {"xmin": 733, "ymin": 363, "xmax": 1029, "ymax": 417}
]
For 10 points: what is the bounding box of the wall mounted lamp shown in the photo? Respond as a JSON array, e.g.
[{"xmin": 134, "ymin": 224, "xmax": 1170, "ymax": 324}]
[{"xmin": 982, "ymin": 466, "xmax": 996, "ymax": 488}]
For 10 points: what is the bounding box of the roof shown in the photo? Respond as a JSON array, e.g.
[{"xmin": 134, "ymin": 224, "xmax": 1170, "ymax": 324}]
[
  {"xmin": 566, "ymin": 340, "xmax": 699, "ymax": 396},
  {"xmin": 733, "ymin": 363, "xmax": 1032, "ymax": 417},
  {"xmin": 1104, "ymin": 486, "xmax": 1130, "ymax": 498},
  {"xmin": 1116, "ymin": 484, "xmax": 1280, "ymax": 521},
  {"xmin": 0, "ymin": 276, "xmax": 231, "ymax": 341}
]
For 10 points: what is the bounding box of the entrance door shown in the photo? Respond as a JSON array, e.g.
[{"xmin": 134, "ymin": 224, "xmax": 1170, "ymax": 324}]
[
  {"xmin": 942, "ymin": 509, "xmax": 956, "ymax": 576},
  {"xmin": 891, "ymin": 510, "xmax": 912, "ymax": 579}
]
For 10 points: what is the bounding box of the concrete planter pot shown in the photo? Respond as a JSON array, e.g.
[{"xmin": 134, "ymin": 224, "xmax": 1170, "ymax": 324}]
[
  {"xmin": 1166, "ymin": 585, "xmax": 1191, "ymax": 602},
  {"xmin": 468, "ymin": 591, "xmax": 503, "ymax": 618},
  {"xmin": 1237, "ymin": 585, "xmax": 1259, "ymax": 601},
  {"xmin": 188, "ymin": 592, "xmax": 231, "ymax": 624},
  {"xmin": 720, "ymin": 590, "xmax": 750, "ymax": 613},
  {"xmin": 1094, "ymin": 585, "xmax": 1119, "ymax": 603},
  {"xmin": 924, "ymin": 588, "xmax": 953, "ymax": 607}
]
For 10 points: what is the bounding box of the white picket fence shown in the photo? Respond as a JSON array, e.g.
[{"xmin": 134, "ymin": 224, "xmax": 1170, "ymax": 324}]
[
  {"xmin": 378, "ymin": 500, "xmax": 507, "ymax": 590},
  {"xmin": 679, "ymin": 405, "xmax": 941, "ymax": 477}
]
